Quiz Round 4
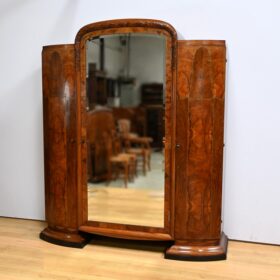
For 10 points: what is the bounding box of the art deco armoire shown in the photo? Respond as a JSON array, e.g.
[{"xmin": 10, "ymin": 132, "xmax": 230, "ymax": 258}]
[{"xmin": 40, "ymin": 19, "xmax": 228, "ymax": 261}]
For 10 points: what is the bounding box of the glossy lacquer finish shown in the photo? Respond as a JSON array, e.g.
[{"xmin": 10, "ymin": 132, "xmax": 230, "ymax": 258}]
[
  {"xmin": 40, "ymin": 45, "xmax": 88, "ymax": 247},
  {"xmin": 165, "ymin": 40, "xmax": 227, "ymax": 260},
  {"xmin": 40, "ymin": 19, "xmax": 228, "ymax": 260}
]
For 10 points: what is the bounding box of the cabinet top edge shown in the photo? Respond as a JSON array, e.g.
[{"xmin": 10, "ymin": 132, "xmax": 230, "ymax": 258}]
[
  {"xmin": 42, "ymin": 44, "xmax": 74, "ymax": 50},
  {"xmin": 178, "ymin": 40, "xmax": 225, "ymax": 46}
]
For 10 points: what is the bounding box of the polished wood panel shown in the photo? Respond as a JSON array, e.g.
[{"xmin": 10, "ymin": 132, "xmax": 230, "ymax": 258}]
[
  {"xmin": 80, "ymin": 225, "xmax": 172, "ymax": 241},
  {"xmin": 75, "ymin": 19, "xmax": 177, "ymax": 43},
  {"xmin": 41, "ymin": 19, "xmax": 227, "ymax": 261},
  {"xmin": 40, "ymin": 44, "xmax": 88, "ymax": 247},
  {"xmin": 165, "ymin": 40, "xmax": 227, "ymax": 260},
  {"xmin": 1, "ymin": 218, "xmax": 280, "ymax": 280}
]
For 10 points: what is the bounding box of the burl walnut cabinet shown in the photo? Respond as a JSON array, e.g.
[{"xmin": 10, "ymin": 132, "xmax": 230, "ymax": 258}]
[{"xmin": 40, "ymin": 19, "xmax": 228, "ymax": 261}]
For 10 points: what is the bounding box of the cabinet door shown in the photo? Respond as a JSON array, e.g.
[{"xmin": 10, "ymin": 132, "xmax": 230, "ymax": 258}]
[{"xmin": 175, "ymin": 40, "xmax": 226, "ymax": 241}]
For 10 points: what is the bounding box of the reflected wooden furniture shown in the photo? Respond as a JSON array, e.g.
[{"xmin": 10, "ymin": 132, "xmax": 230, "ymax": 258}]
[
  {"xmin": 112, "ymin": 107, "xmax": 146, "ymax": 136},
  {"xmin": 112, "ymin": 136, "xmax": 137, "ymax": 182},
  {"xmin": 141, "ymin": 83, "xmax": 164, "ymax": 148},
  {"xmin": 86, "ymin": 108, "xmax": 115, "ymax": 182},
  {"xmin": 40, "ymin": 19, "xmax": 228, "ymax": 261},
  {"xmin": 118, "ymin": 118, "xmax": 152, "ymax": 175},
  {"xmin": 123, "ymin": 134, "xmax": 152, "ymax": 175},
  {"xmin": 107, "ymin": 153, "xmax": 130, "ymax": 188},
  {"xmin": 117, "ymin": 118, "xmax": 131, "ymax": 138},
  {"xmin": 106, "ymin": 132, "xmax": 137, "ymax": 188},
  {"xmin": 86, "ymin": 110, "xmax": 136, "ymax": 187},
  {"xmin": 87, "ymin": 63, "xmax": 107, "ymax": 109}
]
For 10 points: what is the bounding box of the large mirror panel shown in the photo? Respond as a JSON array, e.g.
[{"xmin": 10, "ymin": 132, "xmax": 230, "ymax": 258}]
[{"xmin": 86, "ymin": 33, "xmax": 166, "ymax": 227}]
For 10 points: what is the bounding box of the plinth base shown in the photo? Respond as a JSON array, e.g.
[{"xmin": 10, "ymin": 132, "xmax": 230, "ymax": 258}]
[
  {"xmin": 165, "ymin": 232, "xmax": 228, "ymax": 261},
  {"xmin": 40, "ymin": 227, "xmax": 91, "ymax": 248}
]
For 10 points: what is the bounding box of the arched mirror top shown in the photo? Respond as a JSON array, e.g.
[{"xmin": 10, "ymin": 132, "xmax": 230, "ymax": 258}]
[{"xmin": 75, "ymin": 19, "xmax": 177, "ymax": 44}]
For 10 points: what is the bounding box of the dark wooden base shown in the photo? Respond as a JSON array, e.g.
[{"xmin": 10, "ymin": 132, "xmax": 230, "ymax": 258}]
[
  {"xmin": 40, "ymin": 227, "xmax": 91, "ymax": 248},
  {"xmin": 165, "ymin": 232, "xmax": 228, "ymax": 261}
]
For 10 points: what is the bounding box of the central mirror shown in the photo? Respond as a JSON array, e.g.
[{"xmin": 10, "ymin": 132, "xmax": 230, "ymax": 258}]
[{"xmin": 86, "ymin": 33, "xmax": 166, "ymax": 228}]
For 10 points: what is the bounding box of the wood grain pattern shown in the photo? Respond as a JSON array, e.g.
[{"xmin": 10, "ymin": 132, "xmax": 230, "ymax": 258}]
[
  {"xmin": 166, "ymin": 40, "xmax": 227, "ymax": 260},
  {"xmin": 41, "ymin": 20, "xmax": 227, "ymax": 261},
  {"xmin": 41, "ymin": 45, "xmax": 87, "ymax": 247},
  {"xmin": 75, "ymin": 19, "xmax": 177, "ymax": 44}
]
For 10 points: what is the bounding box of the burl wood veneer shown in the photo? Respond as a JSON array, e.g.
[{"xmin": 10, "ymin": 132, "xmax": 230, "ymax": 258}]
[
  {"xmin": 40, "ymin": 19, "xmax": 228, "ymax": 260},
  {"xmin": 165, "ymin": 40, "xmax": 227, "ymax": 260},
  {"xmin": 40, "ymin": 44, "xmax": 90, "ymax": 247}
]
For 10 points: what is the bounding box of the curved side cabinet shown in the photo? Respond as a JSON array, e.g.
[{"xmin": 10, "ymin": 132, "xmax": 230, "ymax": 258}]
[
  {"xmin": 165, "ymin": 40, "xmax": 227, "ymax": 261},
  {"xmin": 40, "ymin": 45, "xmax": 89, "ymax": 248}
]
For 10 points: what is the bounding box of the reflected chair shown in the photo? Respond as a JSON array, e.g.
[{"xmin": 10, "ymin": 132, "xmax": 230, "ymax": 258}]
[
  {"xmin": 111, "ymin": 130, "xmax": 137, "ymax": 181},
  {"xmin": 118, "ymin": 119, "xmax": 152, "ymax": 175},
  {"xmin": 106, "ymin": 132, "xmax": 136, "ymax": 188}
]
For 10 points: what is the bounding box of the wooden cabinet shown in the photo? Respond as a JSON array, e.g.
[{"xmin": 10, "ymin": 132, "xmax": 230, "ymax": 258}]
[
  {"xmin": 141, "ymin": 84, "xmax": 164, "ymax": 148},
  {"xmin": 40, "ymin": 19, "xmax": 228, "ymax": 261},
  {"xmin": 87, "ymin": 64, "xmax": 107, "ymax": 108},
  {"xmin": 41, "ymin": 45, "xmax": 87, "ymax": 247},
  {"xmin": 166, "ymin": 40, "xmax": 227, "ymax": 260}
]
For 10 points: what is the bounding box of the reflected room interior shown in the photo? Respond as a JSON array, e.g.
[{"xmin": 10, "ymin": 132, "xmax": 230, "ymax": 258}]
[{"xmin": 86, "ymin": 33, "xmax": 166, "ymax": 227}]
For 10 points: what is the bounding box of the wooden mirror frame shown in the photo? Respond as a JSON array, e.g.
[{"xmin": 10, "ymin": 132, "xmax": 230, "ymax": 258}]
[
  {"xmin": 76, "ymin": 19, "xmax": 176, "ymax": 239},
  {"xmin": 40, "ymin": 19, "xmax": 228, "ymax": 261}
]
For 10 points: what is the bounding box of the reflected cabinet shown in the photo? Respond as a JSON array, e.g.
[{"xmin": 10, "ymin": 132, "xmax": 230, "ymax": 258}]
[{"xmin": 40, "ymin": 19, "xmax": 228, "ymax": 261}]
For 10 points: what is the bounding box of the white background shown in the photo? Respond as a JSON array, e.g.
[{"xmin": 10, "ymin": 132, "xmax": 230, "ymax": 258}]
[{"xmin": 0, "ymin": 0, "xmax": 280, "ymax": 245}]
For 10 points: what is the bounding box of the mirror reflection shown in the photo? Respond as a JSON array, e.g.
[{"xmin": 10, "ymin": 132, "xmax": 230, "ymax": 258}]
[{"xmin": 86, "ymin": 33, "xmax": 166, "ymax": 227}]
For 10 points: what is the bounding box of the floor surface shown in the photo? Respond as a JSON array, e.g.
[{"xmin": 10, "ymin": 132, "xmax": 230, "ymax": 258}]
[{"xmin": 0, "ymin": 217, "xmax": 280, "ymax": 280}]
